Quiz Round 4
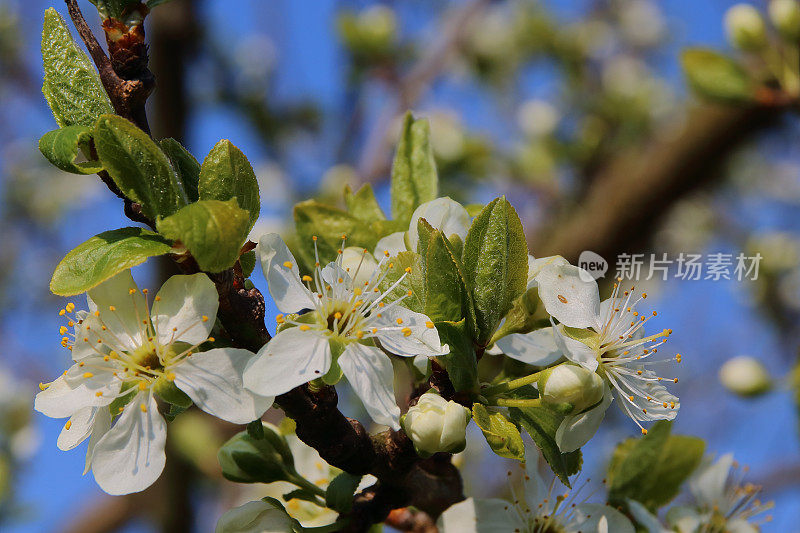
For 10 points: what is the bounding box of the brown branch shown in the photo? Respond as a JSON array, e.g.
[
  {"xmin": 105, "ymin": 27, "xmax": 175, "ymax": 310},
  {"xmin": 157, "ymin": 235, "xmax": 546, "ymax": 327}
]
[
  {"xmin": 357, "ymin": 0, "xmax": 492, "ymax": 182},
  {"xmin": 533, "ymin": 104, "xmax": 784, "ymax": 263},
  {"xmin": 65, "ymin": 0, "xmax": 154, "ymax": 134}
]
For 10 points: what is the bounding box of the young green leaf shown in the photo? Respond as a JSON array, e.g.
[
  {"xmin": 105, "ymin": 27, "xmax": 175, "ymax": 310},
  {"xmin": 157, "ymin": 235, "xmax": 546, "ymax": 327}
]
[
  {"xmin": 435, "ymin": 319, "xmax": 478, "ymax": 393},
  {"xmin": 472, "ymin": 404, "xmax": 525, "ymax": 461},
  {"xmin": 41, "ymin": 8, "xmax": 114, "ymax": 127},
  {"xmin": 156, "ymin": 199, "xmax": 251, "ymax": 273},
  {"xmin": 293, "ymin": 200, "xmax": 382, "ymax": 269},
  {"xmin": 160, "ymin": 138, "xmax": 200, "ymax": 202},
  {"xmin": 425, "ymin": 230, "xmax": 470, "ymax": 324},
  {"xmin": 198, "ymin": 139, "xmax": 260, "ymax": 228},
  {"xmin": 50, "ymin": 227, "xmax": 173, "ymax": 296},
  {"xmin": 325, "ymin": 472, "xmax": 363, "ymax": 513},
  {"xmin": 390, "ymin": 112, "xmax": 438, "ymax": 221},
  {"xmin": 218, "ymin": 423, "xmax": 296, "ymax": 484},
  {"xmin": 681, "ymin": 48, "xmax": 754, "ymax": 103},
  {"xmin": 345, "ymin": 183, "xmax": 386, "ymax": 222},
  {"xmin": 463, "ymin": 197, "xmax": 528, "ymax": 344},
  {"xmin": 39, "ymin": 126, "xmax": 103, "ymax": 174},
  {"xmin": 94, "ymin": 114, "xmax": 188, "ymax": 219},
  {"xmin": 509, "ymin": 406, "xmax": 582, "ymax": 487},
  {"xmin": 607, "ymin": 421, "xmax": 705, "ymax": 511}
]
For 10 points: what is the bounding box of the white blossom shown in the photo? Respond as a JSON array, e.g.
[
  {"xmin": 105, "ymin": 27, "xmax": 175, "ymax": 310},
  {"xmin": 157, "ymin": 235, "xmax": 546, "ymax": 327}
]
[
  {"xmin": 244, "ymin": 233, "xmax": 448, "ymax": 430},
  {"xmin": 499, "ymin": 264, "xmax": 680, "ymax": 450},
  {"xmin": 35, "ymin": 271, "xmax": 272, "ymax": 495},
  {"xmin": 438, "ymin": 464, "xmax": 634, "ymax": 533}
]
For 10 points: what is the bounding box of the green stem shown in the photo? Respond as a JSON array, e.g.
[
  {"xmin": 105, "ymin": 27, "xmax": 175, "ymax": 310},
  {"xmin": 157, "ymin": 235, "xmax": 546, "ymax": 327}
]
[
  {"xmin": 481, "ymin": 370, "xmax": 544, "ymax": 397},
  {"xmin": 488, "ymin": 398, "xmax": 542, "ymax": 408},
  {"xmin": 291, "ymin": 474, "xmax": 327, "ymax": 499}
]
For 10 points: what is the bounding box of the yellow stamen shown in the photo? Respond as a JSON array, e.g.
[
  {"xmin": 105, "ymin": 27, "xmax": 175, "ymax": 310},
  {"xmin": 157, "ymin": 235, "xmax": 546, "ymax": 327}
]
[{"xmin": 283, "ymin": 261, "xmax": 293, "ymax": 268}]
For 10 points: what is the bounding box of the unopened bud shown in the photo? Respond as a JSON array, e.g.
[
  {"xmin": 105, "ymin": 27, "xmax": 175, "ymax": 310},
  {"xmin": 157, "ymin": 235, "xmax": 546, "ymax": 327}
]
[
  {"xmin": 770, "ymin": 0, "xmax": 800, "ymax": 39},
  {"xmin": 719, "ymin": 356, "xmax": 772, "ymax": 397},
  {"xmin": 538, "ymin": 364, "xmax": 604, "ymax": 415},
  {"xmin": 215, "ymin": 499, "xmax": 294, "ymax": 533},
  {"xmin": 725, "ymin": 4, "xmax": 768, "ymax": 50},
  {"xmin": 402, "ymin": 392, "xmax": 470, "ymax": 456}
]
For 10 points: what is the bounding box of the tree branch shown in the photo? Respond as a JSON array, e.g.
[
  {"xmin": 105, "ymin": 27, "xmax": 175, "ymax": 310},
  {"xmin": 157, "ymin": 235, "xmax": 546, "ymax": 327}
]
[
  {"xmin": 533, "ymin": 104, "xmax": 784, "ymax": 262},
  {"xmin": 357, "ymin": 0, "xmax": 492, "ymax": 183},
  {"xmin": 64, "ymin": 0, "xmax": 154, "ymax": 134}
]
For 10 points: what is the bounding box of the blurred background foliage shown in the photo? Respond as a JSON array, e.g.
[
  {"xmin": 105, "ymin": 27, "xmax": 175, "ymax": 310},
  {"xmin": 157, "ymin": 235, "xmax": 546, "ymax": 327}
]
[{"xmin": 1, "ymin": 0, "xmax": 800, "ymax": 531}]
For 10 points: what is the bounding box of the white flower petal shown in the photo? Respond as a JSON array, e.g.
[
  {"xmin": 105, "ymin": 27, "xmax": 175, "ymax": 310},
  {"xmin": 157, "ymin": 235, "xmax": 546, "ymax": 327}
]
[
  {"xmin": 339, "ymin": 343, "xmax": 400, "ymax": 430},
  {"xmin": 553, "ymin": 325, "xmax": 599, "ymax": 372},
  {"xmin": 257, "ymin": 233, "xmax": 315, "ymax": 313},
  {"xmin": 57, "ymin": 406, "xmax": 100, "ymax": 451},
  {"xmin": 173, "ymin": 348, "xmax": 274, "ymax": 424},
  {"xmin": 690, "ymin": 453, "xmax": 734, "ymax": 508},
  {"xmin": 375, "ymin": 232, "xmax": 407, "ymax": 257},
  {"xmin": 243, "ymin": 327, "xmax": 332, "ymax": 396},
  {"xmin": 665, "ymin": 506, "xmax": 704, "ymax": 533},
  {"xmin": 70, "ymin": 312, "xmax": 109, "ymax": 361},
  {"xmin": 527, "ymin": 255, "xmax": 569, "ymax": 289},
  {"xmin": 555, "ymin": 385, "xmax": 613, "ymax": 452},
  {"xmin": 341, "ymin": 247, "xmax": 379, "ymax": 287},
  {"xmin": 536, "ymin": 264, "xmax": 601, "ymax": 329},
  {"xmin": 92, "ymin": 392, "xmax": 167, "ymax": 495},
  {"xmin": 373, "ymin": 306, "xmax": 448, "ymax": 357},
  {"xmin": 84, "ymin": 406, "xmax": 111, "ymax": 475},
  {"xmin": 571, "ymin": 503, "xmax": 634, "ymax": 533},
  {"xmin": 494, "ymin": 327, "xmax": 563, "ymax": 366},
  {"xmin": 626, "ymin": 499, "xmax": 670, "ymax": 533},
  {"xmin": 408, "ymin": 198, "xmax": 470, "ymax": 253},
  {"xmin": 522, "ymin": 463, "xmax": 548, "ymax": 511},
  {"xmin": 437, "ymin": 498, "xmax": 518, "ymax": 533},
  {"xmin": 215, "ymin": 500, "xmax": 295, "ymax": 533},
  {"xmin": 35, "ymin": 369, "xmax": 119, "ymax": 419},
  {"xmin": 725, "ymin": 519, "xmax": 759, "ymax": 533},
  {"xmin": 87, "ymin": 270, "xmax": 148, "ymax": 348},
  {"xmin": 152, "ymin": 273, "xmax": 218, "ymax": 346}
]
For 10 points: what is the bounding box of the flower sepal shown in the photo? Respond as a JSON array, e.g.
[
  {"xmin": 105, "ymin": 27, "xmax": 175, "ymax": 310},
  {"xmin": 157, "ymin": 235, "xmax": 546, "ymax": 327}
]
[{"xmin": 154, "ymin": 376, "xmax": 193, "ymax": 409}]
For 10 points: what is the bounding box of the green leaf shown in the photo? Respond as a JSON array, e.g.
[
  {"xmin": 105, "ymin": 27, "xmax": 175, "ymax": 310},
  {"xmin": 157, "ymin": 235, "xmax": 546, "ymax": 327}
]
[
  {"xmin": 390, "ymin": 112, "xmax": 438, "ymax": 221},
  {"xmin": 157, "ymin": 199, "xmax": 251, "ymax": 273},
  {"xmin": 424, "ymin": 230, "xmax": 470, "ymax": 324},
  {"xmin": 41, "ymin": 8, "xmax": 114, "ymax": 127},
  {"xmin": 463, "ymin": 197, "xmax": 528, "ymax": 344},
  {"xmin": 198, "ymin": 139, "xmax": 260, "ymax": 228},
  {"xmin": 50, "ymin": 227, "xmax": 172, "ymax": 296},
  {"xmin": 681, "ymin": 48, "xmax": 754, "ymax": 103},
  {"xmin": 489, "ymin": 288, "xmax": 544, "ymax": 345},
  {"xmin": 435, "ymin": 320, "xmax": 478, "ymax": 393},
  {"xmin": 293, "ymin": 200, "xmax": 382, "ymax": 269},
  {"xmin": 39, "ymin": 126, "xmax": 103, "ymax": 174},
  {"xmin": 345, "ymin": 183, "xmax": 386, "ymax": 222},
  {"xmin": 240, "ymin": 250, "xmax": 257, "ymax": 278},
  {"xmin": 94, "ymin": 114, "xmax": 187, "ymax": 219},
  {"xmin": 218, "ymin": 423, "xmax": 296, "ymax": 484},
  {"xmin": 607, "ymin": 421, "xmax": 705, "ymax": 511},
  {"xmin": 509, "ymin": 406, "xmax": 582, "ymax": 487},
  {"xmin": 325, "ymin": 472, "xmax": 363, "ymax": 513},
  {"xmin": 472, "ymin": 404, "xmax": 525, "ymax": 461},
  {"xmin": 377, "ymin": 251, "xmax": 426, "ymax": 314},
  {"xmin": 160, "ymin": 138, "xmax": 200, "ymax": 202}
]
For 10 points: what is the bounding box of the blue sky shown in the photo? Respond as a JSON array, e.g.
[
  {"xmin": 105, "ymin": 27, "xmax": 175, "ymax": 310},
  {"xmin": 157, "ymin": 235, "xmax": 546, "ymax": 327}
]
[{"xmin": 3, "ymin": 0, "xmax": 799, "ymax": 531}]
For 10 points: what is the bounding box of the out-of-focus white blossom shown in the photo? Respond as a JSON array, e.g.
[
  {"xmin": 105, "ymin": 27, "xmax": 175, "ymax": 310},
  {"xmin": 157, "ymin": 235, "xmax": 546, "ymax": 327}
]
[
  {"xmin": 725, "ymin": 4, "xmax": 767, "ymax": 50},
  {"xmin": 719, "ymin": 356, "xmax": 771, "ymax": 397}
]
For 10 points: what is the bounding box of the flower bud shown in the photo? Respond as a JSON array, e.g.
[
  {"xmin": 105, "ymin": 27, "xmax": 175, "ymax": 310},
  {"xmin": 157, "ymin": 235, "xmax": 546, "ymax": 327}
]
[
  {"xmin": 719, "ymin": 356, "xmax": 772, "ymax": 397},
  {"xmin": 538, "ymin": 364, "xmax": 604, "ymax": 415},
  {"xmin": 402, "ymin": 392, "xmax": 470, "ymax": 456},
  {"xmin": 725, "ymin": 4, "xmax": 767, "ymax": 50},
  {"xmin": 770, "ymin": 0, "xmax": 800, "ymax": 39},
  {"xmin": 215, "ymin": 499, "xmax": 295, "ymax": 533}
]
